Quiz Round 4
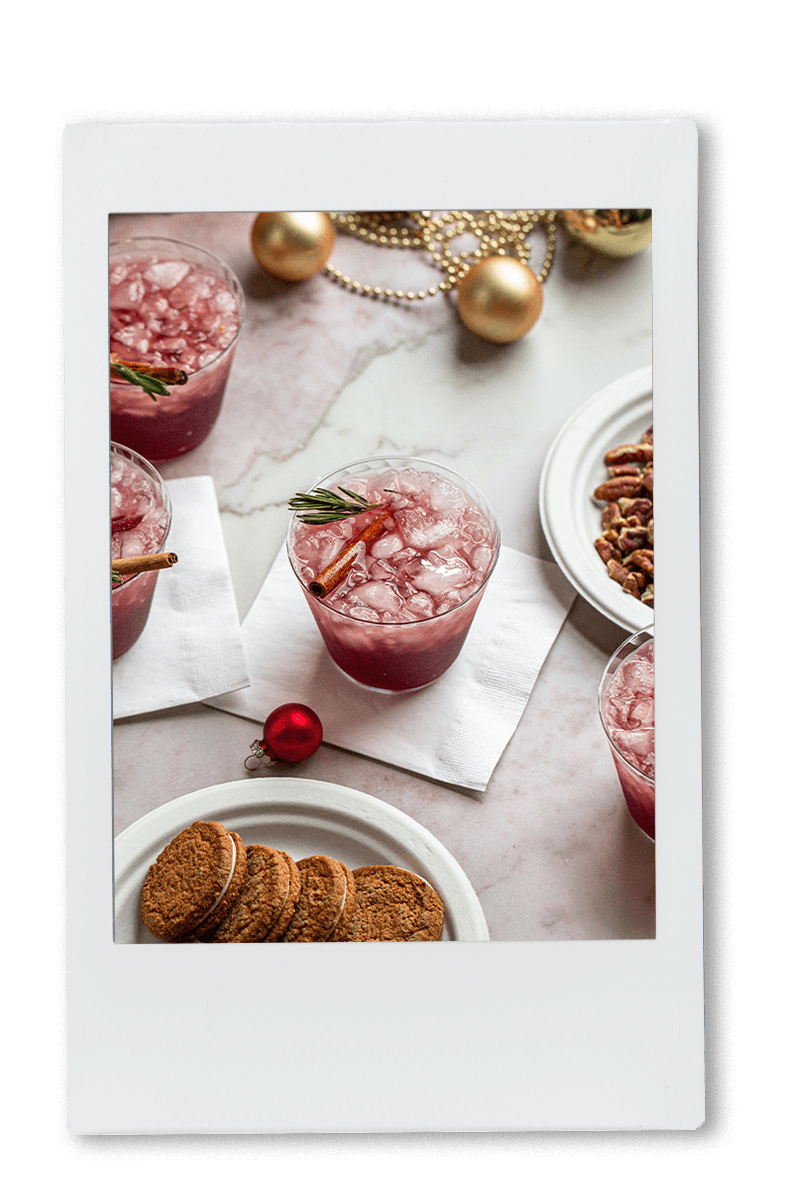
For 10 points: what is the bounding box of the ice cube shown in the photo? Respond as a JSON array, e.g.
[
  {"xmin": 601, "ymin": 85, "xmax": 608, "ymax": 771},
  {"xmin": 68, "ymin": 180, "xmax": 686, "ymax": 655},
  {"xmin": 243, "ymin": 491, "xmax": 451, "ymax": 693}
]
[
  {"xmin": 394, "ymin": 507, "xmax": 462, "ymax": 550},
  {"xmin": 403, "ymin": 593, "xmax": 435, "ymax": 620},
  {"xmin": 436, "ymin": 590, "xmax": 463, "ymax": 614},
  {"xmin": 157, "ymin": 336, "xmax": 188, "ymax": 352},
  {"xmin": 391, "ymin": 468, "xmax": 434, "ymax": 496},
  {"xmin": 618, "ymin": 658, "xmax": 653, "ymax": 692},
  {"xmin": 347, "ymin": 606, "xmax": 380, "ymax": 623},
  {"xmin": 630, "ymin": 698, "xmax": 654, "ymax": 727},
  {"xmin": 408, "ymin": 556, "xmax": 472, "ymax": 597},
  {"xmin": 428, "ymin": 478, "xmax": 466, "ymax": 514},
  {"xmin": 111, "ymin": 279, "xmax": 145, "ymax": 310},
  {"xmin": 369, "ymin": 533, "xmax": 404, "ymax": 559},
  {"xmin": 612, "ymin": 727, "xmax": 655, "ymax": 765},
  {"xmin": 213, "ymin": 286, "xmax": 238, "ymax": 313},
  {"xmin": 346, "ymin": 582, "xmax": 402, "ymax": 614},
  {"xmin": 470, "ymin": 544, "xmax": 494, "ymax": 572},
  {"xmin": 143, "ymin": 260, "xmax": 191, "ymax": 290},
  {"xmin": 117, "ymin": 530, "xmax": 148, "ymax": 558}
]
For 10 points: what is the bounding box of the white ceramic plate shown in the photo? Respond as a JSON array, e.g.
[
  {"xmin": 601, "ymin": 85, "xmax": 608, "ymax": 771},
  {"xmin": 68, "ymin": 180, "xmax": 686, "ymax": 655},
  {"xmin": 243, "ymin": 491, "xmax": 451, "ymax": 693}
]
[
  {"xmin": 114, "ymin": 778, "xmax": 489, "ymax": 943},
  {"xmin": 539, "ymin": 365, "xmax": 653, "ymax": 632}
]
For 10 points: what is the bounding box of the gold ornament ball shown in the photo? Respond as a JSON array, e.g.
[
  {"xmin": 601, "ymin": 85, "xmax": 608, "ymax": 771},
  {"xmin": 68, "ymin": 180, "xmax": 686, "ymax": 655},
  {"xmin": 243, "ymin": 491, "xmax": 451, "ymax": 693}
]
[
  {"xmin": 251, "ymin": 212, "xmax": 335, "ymax": 281},
  {"xmin": 456, "ymin": 257, "xmax": 543, "ymax": 343},
  {"xmin": 561, "ymin": 210, "xmax": 652, "ymax": 258}
]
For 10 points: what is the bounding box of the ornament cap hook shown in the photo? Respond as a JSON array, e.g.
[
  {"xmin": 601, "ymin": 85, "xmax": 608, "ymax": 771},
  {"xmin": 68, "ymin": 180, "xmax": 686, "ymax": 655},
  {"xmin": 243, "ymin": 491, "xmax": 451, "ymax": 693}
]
[{"xmin": 244, "ymin": 739, "xmax": 274, "ymax": 771}]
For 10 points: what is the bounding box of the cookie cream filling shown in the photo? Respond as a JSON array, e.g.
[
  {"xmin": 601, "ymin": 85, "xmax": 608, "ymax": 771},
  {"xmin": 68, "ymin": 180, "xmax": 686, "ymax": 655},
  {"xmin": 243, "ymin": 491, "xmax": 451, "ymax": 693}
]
[{"xmin": 203, "ymin": 834, "xmax": 237, "ymax": 918}]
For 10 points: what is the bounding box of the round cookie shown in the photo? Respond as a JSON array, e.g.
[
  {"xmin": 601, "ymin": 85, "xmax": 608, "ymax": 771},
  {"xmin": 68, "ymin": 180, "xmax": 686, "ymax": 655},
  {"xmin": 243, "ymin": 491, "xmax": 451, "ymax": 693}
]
[
  {"xmin": 262, "ymin": 849, "xmax": 302, "ymax": 942},
  {"xmin": 207, "ymin": 844, "xmax": 291, "ymax": 943},
  {"xmin": 327, "ymin": 860, "xmax": 357, "ymax": 942},
  {"xmin": 346, "ymin": 866, "xmax": 444, "ymax": 941},
  {"xmin": 279, "ymin": 855, "xmax": 349, "ymax": 943},
  {"xmin": 140, "ymin": 822, "xmax": 247, "ymax": 942}
]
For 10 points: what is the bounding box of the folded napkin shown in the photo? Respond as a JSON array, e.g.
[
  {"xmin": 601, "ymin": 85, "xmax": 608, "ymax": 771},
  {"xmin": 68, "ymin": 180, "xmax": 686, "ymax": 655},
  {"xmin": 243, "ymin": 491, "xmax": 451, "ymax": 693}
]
[
  {"xmin": 112, "ymin": 476, "xmax": 249, "ymax": 719},
  {"xmin": 206, "ymin": 543, "xmax": 576, "ymax": 790}
]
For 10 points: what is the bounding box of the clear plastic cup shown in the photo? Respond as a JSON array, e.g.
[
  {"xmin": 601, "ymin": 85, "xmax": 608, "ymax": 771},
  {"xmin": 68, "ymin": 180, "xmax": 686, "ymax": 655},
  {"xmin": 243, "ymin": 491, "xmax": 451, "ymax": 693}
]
[
  {"xmin": 287, "ymin": 456, "xmax": 501, "ymax": 692},
  {"xmin": 110, "ymin": 442, "xmax": 172, "ymax": 659},
  {"xmin": 109, "ymin": 237, "xmax": 245, "ymax": 460},
  {"xmin": 598, "ymin": 627, "xmax": 655, "ymax": 840}
]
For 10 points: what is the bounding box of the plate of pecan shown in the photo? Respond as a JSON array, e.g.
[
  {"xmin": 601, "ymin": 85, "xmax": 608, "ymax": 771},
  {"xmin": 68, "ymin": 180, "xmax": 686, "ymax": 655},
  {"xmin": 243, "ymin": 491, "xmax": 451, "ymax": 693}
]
[{"xmin": 538, "ymin": 365, "xmax": 653, "ymax": 631}]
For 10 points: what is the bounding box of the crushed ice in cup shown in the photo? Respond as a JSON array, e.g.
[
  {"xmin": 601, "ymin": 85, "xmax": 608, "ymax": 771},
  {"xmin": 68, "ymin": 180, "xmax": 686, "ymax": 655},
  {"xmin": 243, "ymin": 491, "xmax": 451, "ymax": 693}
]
[
  {"xmin": 394, "ymin": 506, "xmax": 462, "ymax": 549},
  {"xmin": 602, "ymin": 640, "xmax": 655, "ymax": 779},
  {"xmin": 109, "ymin": 255, "xmax": 239, "ymax": 376},
  {"xmin": 143, "ymin": 260, "xmax": 191, "ymax": 290},
  {"xmin": 291, "ymin": 464, "xmax": 497, "ymax": 624},
  {"xmin": 110, "ymin": 452, "xmax": 169, "ymax": 567},
  {"xmin": 407, "ymin": 555, "xmax": 472, "ymax": 596}
]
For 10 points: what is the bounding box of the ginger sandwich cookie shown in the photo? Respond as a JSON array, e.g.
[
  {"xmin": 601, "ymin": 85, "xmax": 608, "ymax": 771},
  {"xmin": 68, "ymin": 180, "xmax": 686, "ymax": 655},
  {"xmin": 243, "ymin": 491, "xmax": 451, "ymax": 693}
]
[
  {"xmin": 346, "ymin": 865, "xmax": 444, "ymax": 942},
  {"xmin": 207, "ymin": 844, "xmax": 293, "ymax": 943},
  {"xmin": 140, "ymin": 821, "xmax": 247, "ymax": 943},
  {"xmin": 279, "ymin": 855, "xmax": 353, "ymax": 943}
]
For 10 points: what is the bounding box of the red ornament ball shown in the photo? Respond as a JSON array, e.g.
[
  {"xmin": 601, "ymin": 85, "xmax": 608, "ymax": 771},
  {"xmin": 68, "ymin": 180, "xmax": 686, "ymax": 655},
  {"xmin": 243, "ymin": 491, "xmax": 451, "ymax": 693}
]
[{"xmin": 263, "ymin": 703, "xmax": 323, "ymax": 763}]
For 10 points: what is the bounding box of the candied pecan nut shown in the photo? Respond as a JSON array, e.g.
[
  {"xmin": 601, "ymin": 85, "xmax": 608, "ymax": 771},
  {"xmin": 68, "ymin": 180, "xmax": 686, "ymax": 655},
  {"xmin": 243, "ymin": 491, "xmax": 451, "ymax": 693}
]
[
  {"xmin": 595, "ymin": 536, "xmax": 615, "ymax": 564},
  {"xmin": 624, "ymin": 548, "xmax": 654, "ymax": 574},
  {"xmin": 604, "ymin": 443, "xmax": 653, "ymax": 466},
  {"xmin": 618, "ymin": 526, "xmax": 649, "ymax": 555},
  {"xmin": 593, "ymin": 476, "xmax": 644, "ymax": 501},
  {"xmin": 595, "ymin": 422, "xmax": 654, "ymax": 606},
  {"xmin": 618, "ymin": 497, "xmax": 652, "ymax": 522},
  {"xmin": 608, "ymin": 462, "xmax": 644, "ymax": 477},
  {"xmin": 606, "ymin": 559, "xmax": 630, "ymax": 585},
  {"xmin": 622, "ymin": 570, "xmax": 645, "ymax": 599},
  {"xmin": 601, "ymin": 501, "xmax": 624, "ymax": 529}
]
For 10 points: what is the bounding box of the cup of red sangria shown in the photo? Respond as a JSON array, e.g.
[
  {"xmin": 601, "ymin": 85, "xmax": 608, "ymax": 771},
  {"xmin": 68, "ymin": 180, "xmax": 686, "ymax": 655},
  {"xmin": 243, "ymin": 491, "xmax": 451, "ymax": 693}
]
[
  {"xmin": 287, "ymin": 456, "xmax": 501, "ymax": 692},
  {"xmin": 109, "ymin": 237, "xmax": 245, "ymax": 461},
  {"xmin": 598, "ymin": 627, "xmax": 655, "ymax": 840},
  {"xmin": 110, "ymin": 442, "xmax": 172, "ymax": 659}
]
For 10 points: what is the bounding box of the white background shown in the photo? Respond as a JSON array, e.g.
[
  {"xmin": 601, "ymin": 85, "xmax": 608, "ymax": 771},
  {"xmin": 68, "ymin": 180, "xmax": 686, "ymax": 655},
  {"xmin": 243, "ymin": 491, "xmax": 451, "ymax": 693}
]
[{"xmin": 68, "ymin": 120, "xmax": 697, "ymax": 1133}]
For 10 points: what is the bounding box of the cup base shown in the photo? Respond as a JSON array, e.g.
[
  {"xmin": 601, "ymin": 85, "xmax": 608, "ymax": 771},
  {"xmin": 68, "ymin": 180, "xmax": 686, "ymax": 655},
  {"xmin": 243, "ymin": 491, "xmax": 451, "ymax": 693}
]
[{"xmin": 329, "ymin": 658, "xmax": 438, "ymax": 696}]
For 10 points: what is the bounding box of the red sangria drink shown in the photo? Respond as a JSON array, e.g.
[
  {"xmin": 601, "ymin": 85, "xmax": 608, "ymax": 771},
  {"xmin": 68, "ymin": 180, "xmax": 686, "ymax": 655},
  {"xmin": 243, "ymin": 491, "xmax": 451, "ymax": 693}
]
[
  {"xmin": 111, "ymin": 443, "xmax": 171, "ymax": 659},
  {"xmin": 598, "ymin": 629, "xmax": 655, "ymax": 840},
  {"xmin": 109, "ymin": 238, "xmax": 244, "ymax": 460},
  {"xmin": 287, "ymin": 458, "xmax": 500, "ymax": 691}
]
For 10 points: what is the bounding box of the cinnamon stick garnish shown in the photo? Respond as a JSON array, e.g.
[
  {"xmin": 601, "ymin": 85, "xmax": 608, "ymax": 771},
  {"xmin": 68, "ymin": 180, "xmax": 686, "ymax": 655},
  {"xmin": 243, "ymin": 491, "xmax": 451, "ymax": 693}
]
[
  {"xmin": 308, "ymin": 511, "xmax": 389, "ymax": 598},
  {"xmin": 112, "ymin": 552, "xmax": 178, "ymax": 576},
  {"xmin": 110, "ymin": 358, "xmax": 188, "ymax": 386}
]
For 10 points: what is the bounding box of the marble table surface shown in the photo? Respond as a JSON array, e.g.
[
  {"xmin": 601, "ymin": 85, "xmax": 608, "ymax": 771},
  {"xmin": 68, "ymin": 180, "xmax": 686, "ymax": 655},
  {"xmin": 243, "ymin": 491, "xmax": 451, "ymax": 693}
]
[{"xmin": 110, "ymin": 211, "xmax": 655, "ymax": 941}]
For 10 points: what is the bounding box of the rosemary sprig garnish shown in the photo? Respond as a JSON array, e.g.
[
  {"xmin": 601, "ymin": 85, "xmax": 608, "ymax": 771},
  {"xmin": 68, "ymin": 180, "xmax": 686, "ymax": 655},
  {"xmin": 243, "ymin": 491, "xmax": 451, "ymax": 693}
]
[
  {"xmin": 288, "ymin": 486, "xmax": 394, "ymax": 525},
  {"xmin": 110, "ymin": 360, "xmax": 172, "ymax": 403}
]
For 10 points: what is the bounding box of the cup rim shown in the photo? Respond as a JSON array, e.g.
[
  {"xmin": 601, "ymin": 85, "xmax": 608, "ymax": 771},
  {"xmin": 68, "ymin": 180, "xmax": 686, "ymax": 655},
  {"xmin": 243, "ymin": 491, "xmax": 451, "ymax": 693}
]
[
  {"xmin": 286, "ymin": 455, "xmax": 501, "ymax": 628},
  {"xmin": 110, "ymin": 441, "xmax": 172, "ymax": 591},
  {"xmin": 597, "ymin": 625, "xmax": 655, "ymax": 783},
  {"xmin": 109, "ymin": 236, "xmax": 246, "ymax": 376}
]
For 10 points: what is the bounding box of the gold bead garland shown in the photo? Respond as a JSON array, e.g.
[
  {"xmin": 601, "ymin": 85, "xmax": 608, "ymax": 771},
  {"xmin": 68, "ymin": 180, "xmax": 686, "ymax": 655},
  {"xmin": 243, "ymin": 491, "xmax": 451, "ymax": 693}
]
[
  {"xmin": 248, "ymin": 208, "xmax": 650, "ymax": 343},
  {"xmin": 323, "ymin": 210, "xmax": 558, "ymax": 303}
]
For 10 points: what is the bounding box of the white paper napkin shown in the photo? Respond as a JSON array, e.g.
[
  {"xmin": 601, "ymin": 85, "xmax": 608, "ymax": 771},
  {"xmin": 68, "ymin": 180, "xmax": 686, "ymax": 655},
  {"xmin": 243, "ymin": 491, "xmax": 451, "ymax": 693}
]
[
  {"xmin": 206, "ymin": 543, "xmax": 576, "ymax": 790},
  {"xmin": 112, "ymin": 476, "xmax": 250, "ymax": 719}
]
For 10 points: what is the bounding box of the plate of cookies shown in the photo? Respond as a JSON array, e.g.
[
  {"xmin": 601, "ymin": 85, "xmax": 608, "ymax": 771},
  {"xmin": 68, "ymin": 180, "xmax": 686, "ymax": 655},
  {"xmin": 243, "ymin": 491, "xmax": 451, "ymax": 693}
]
[
  {"xmin": 539, "ymin": 365, "xmax": 654, "ymax": 632},
  {"xmin": 114, "ymin": 777, "xmax": 489, "ymax": 943}
]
